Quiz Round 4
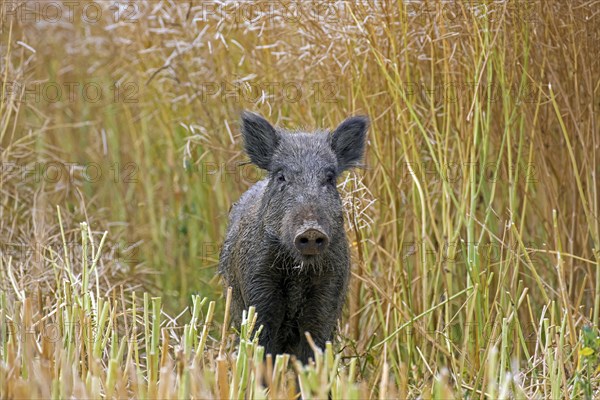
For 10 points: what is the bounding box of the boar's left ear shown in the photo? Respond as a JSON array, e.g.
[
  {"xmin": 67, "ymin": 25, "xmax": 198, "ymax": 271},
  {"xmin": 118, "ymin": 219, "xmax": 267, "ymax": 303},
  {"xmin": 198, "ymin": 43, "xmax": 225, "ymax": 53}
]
[
  {"xmin": 240, "ymin": 111, "xmax": 280, "ymax": 170},
  {"xmin": 330, "ymin": 116, "xmax": 369, "ymax": 172}
]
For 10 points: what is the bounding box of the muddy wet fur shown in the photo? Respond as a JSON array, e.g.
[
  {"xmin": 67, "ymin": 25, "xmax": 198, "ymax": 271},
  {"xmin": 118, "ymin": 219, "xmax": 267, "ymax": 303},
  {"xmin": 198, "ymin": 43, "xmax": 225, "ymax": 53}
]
[{"xmin": 219, "ymin": 111, "xmax": 369, "ymax": 365}]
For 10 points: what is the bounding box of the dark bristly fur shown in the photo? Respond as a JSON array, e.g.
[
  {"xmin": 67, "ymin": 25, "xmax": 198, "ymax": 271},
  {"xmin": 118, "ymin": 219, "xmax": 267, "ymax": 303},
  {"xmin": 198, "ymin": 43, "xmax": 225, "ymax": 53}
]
[{"xmin": 218, "ymin": 111, "xmax": 369, "ymax": 364}]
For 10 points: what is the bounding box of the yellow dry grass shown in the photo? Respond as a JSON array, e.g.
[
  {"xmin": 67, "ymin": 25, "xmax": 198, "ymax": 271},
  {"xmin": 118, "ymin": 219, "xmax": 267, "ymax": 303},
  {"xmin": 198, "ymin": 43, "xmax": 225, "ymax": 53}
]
[{"xmin": 0, "ymin": 1, "xmax": 599, "ymax": 398}]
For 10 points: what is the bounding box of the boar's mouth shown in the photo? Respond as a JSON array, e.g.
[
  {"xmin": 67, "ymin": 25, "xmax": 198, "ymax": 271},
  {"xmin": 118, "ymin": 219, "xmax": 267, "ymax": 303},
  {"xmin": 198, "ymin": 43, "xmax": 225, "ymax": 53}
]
[{"xmin": 291, "ymin": 253, "xmax": 327, "ymax": 271}]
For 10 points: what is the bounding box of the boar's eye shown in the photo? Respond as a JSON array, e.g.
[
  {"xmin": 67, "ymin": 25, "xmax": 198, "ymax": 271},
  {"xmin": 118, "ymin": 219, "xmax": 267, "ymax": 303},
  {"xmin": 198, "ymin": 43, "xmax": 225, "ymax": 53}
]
[
  {"xmin": 276, "ymin": 170, "xmax": 286, "ymax": 183},
  {"xmin": 324, "ymin": 170, "xmax": 336, "ymax": 186}
]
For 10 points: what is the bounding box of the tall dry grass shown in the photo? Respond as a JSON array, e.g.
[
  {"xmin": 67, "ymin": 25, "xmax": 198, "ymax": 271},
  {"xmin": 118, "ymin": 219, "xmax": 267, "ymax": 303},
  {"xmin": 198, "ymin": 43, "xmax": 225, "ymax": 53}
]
[{"xmin": 1, "ymin": 0, "xmax": 599, "ymax": 398}]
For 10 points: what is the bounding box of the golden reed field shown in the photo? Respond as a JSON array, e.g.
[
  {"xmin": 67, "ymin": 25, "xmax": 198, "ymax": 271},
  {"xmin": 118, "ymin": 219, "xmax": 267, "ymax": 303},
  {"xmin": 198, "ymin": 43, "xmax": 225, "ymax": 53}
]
[{"xmin": 0, "ymin": 0, "xmax": 599, "ymax": 398}]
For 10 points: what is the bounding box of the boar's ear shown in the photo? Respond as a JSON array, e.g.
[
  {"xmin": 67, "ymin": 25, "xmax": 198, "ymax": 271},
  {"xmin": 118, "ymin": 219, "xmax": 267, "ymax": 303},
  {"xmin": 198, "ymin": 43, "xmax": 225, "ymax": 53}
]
[
  {"xmin": 240, "ymin": 111, "xmax": 280, "ymax": 170},
  {"xmin": 330, "ymin": 116, "xmax": 369, "ymax": 172}
]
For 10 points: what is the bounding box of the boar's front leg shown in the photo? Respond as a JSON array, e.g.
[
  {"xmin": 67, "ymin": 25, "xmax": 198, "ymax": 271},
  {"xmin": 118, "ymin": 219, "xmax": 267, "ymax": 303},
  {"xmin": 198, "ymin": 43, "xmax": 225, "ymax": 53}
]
[
  {"xmin": 245, "ymin": 273, "xmax": 286, "ymax": 358},
  {"xmin": 294, "ymin": 276, "xmax": 347, "ymax": 364}
]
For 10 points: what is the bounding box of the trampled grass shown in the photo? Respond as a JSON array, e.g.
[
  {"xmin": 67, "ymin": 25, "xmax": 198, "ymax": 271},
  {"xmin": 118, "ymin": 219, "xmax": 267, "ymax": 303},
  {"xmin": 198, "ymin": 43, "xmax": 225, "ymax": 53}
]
[{"xmin": 0, "ymin": 0, "xmax": 599, "ymax": 398}]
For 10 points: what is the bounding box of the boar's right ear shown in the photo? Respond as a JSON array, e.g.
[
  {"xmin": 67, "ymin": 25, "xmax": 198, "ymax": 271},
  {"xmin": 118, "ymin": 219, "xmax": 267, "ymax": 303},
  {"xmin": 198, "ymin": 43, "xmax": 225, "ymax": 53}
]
[
  {"xmin": 240, "ymin": 111, "xmax": 280, "ymax": 170},
  {"xmin": 330, "ymin": 116, "xmax": 369, "ymax": 172}
]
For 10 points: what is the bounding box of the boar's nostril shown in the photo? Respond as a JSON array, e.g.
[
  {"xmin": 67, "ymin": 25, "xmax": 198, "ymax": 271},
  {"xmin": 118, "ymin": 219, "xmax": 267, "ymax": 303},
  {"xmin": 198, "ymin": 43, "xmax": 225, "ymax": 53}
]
[{"xmin": 294, "ymin": 228, "xmax": 330, "ymax": 255}]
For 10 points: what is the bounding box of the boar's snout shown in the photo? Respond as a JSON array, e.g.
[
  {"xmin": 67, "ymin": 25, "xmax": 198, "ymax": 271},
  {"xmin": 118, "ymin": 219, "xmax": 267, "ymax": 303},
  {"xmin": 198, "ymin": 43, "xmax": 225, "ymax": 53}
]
[{"xmin": 294, "ymin": 226, "xmax": 330, "ymax": 255}]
